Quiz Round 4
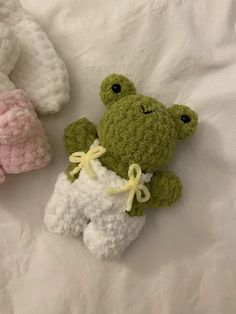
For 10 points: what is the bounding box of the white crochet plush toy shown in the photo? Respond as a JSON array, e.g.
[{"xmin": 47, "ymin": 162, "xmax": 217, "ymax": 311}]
[
  {"xmin": 0, "ymin": 0, "xmax": 70, "ymax": 114},
  {"xmin": 0, "ymin": 0, "xmax": 70, "ymax": 183}
]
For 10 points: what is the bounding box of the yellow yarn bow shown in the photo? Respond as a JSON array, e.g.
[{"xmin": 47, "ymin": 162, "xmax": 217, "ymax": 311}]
[
  {"xmin": 107, "ymin": 163, "xmax": 151, "ymax": 212},
  {"xmin": 69, "ymin": 146, "xmax": 106, "ymax": 179}
]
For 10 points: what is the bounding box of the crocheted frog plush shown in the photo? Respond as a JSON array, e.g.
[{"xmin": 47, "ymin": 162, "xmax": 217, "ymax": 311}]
[{"xmin": 45, "ymin": 74, "xmax": 198, "ymax": 260}]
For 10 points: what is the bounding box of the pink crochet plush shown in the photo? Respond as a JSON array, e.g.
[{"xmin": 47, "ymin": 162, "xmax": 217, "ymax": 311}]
[{"xmin": 0, "ymin": 89, "xmax": 51, "ymax": 183}]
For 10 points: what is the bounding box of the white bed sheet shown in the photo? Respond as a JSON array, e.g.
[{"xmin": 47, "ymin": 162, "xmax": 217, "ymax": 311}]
[{"xmin": 1, "ymin": 0, "xmax": 236, "ymax": 313}]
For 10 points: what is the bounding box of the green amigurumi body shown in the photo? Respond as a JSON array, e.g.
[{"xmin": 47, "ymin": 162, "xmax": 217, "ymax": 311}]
[{"xmin": 64, "ymin": 74, "xmax": 198, "ymax": 216}]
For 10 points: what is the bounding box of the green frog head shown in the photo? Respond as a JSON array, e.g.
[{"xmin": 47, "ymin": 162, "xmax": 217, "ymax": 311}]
[{"xmin": 98, "ymin": 74, "xmax": 198, "ymax": 174}]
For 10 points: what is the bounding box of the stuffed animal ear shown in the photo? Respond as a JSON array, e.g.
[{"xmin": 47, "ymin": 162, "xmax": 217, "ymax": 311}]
[
  {"xmin": 0, "ymin": 23, "xmax": 19, "ymax": 93},
  {"xmin": 168, "ymin": 104, "xmax": 198, "ymax": 140},
  {"xmin": 0, "ymin": 23, "xmax": 20, "ymax": 75},
  {"xmin": 1, "ymin": 0, "xmax": 70, "ymax": 114},
  {"xmin": 100, "ymin": 73, "xmax": 137, "ymax": 106}
]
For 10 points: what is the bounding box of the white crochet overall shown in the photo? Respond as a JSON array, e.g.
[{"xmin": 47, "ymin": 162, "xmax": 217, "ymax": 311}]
[{"xmin": 44, "ymin": 140, "xmax": 152, "ymax": 260}]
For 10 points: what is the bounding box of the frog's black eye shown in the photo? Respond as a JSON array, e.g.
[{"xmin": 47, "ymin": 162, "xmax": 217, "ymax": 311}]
[
  {"xmin": 181, "ymin": 114, "xmax": 191, "ymax": 123},
  {"xmin": 111, "ymin": 83, "xmax": 121, "ymax": 93}
]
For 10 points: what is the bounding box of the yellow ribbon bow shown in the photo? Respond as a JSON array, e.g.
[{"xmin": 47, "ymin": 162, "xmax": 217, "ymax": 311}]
[
  {"xmin": 69, "ymin": 146, "xmax": 106, "ymax": 179},
  {"xmin": 107, "ymin": 163, "xmax": 151, "ymax": 212}
]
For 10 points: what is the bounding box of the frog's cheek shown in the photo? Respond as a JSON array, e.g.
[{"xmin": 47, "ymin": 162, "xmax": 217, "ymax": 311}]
[
  {"xmin": 168, "ymin": 104, "xmax": 198, "ymax": 140},
  {"xmin": 99, "ymin": 73, "xmax": 137, "ymax": 107}
]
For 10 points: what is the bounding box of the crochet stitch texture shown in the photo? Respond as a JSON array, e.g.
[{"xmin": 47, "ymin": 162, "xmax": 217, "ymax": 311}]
[
  {"xmin": 0, "ymin": 0, "xmax": 70, "ymax": 114},
  {"xmin": 0, "ymin": 89, "xmax": 51, "ymax": 183},
  {"xmin": 0, "ymin": 0, "xmax": 71, "ymax": 182},
  {"xmin": 45, "ymin": 74, "xmax": 198, "ymax": 260}
]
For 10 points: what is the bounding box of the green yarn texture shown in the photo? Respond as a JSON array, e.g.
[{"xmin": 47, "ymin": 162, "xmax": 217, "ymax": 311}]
[
  {"xmin": 100, "ymin": 74, "xmax": 137, "ymax": 107},
  {"xmin": 64, "ymin": 74, "xmax": 198, "ymax": 216}
]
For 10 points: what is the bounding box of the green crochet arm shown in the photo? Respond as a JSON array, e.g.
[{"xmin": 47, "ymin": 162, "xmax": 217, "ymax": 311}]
[
  {"xmin": 64, "ymin": 118, "xmax": 97, "ymax": 182},
  {"xmin": 64, "ymin": 117, "xmax": 97, "ymax": 154},
  {"xmin": 129, "ymin": 171, "xmax": 182, "ymax": 216},
  {"xmin": 148, "ymin": 171, "xmax": 182, "ymax": 207}
]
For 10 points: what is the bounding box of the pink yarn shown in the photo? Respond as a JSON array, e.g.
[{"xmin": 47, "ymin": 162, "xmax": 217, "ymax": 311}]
[{"xmin": 0, "ymin": 89, "xmax": 51, "ymax": 183}]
